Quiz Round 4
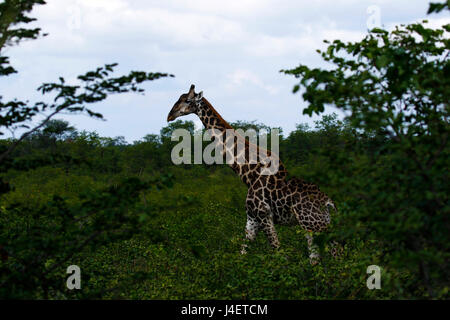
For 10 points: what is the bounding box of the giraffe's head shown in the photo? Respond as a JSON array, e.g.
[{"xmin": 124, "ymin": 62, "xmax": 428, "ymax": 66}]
[{"xmin": 167, "ymin": 84, "xmax": 203, "ymax": 122}]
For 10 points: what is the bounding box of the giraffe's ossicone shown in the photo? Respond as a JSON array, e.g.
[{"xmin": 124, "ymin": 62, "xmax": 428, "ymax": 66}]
[{"xmin": 167, "ymin": 85, "xmax": 337, "ymax": 264}]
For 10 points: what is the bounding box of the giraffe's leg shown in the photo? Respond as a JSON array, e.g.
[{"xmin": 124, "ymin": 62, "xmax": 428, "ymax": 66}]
[
  {"xmin": 240, "ymin": 216, "xmax": 259, "ymax": 254},
  {"xmin": 262, "ymin": 218, "xmax": 280, "ymax": 250},
  {"xmin": 305, "ymin": 232, "xmax": 320, "ymax": 265}
]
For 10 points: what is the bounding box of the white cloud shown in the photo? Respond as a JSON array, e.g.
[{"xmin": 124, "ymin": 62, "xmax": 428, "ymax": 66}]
[
  {"xmin": 144, "ymin": 0, "xmax": 274, "ymax": 17},
  {"xmin": 227, "ymin": 70, "xmax": 279, "ymax": 95},
  {"xmin": 1, "ymin": 0, "xmax": 442, "ymax": 142},
  {"xmin": 78, "ymin": 0, "xmax": 128, "ymax": 11},
  {"xmin": 55, "ymin": 2, "xmax": 246, "ymax": 49},
  {"xmin": 118, "ymin": 8, "xmax": 246, "ymax": 46},
  {"xmin": 245, "ymin": 20, "xmax": 365, "ymax": 58}
]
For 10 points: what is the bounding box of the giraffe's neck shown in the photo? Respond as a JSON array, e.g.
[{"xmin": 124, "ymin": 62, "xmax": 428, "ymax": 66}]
[
  {"xmin": 196, "ymin": 98, "xmax": 233, "ymax": 132},
  {"xmin": 195, "ymin": 98, "xmax": 287, "ymax": 186}
]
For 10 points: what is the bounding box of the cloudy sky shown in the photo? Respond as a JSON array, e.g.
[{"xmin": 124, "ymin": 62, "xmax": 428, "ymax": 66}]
[{"xmin": 1, "ymin": 0, "xmax": 448, "ymax": 142}]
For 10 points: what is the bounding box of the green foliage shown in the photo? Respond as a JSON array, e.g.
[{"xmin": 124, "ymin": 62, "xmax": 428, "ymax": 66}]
[
  {"xmin": 229, "ymin": 120, "xmax": 272, "ymax": 133},
  {"xmin": 0, "ymin": 1, "xmax": 173, "ymax": 299},
  {"xmin": 0, "ymin": 176, "xmax": 172, "ymax": 299},
  {"xmin": 428, "ymin": 1, "xmax": 450, "ymax": 13},
  {"xmin": 0, "ymin": 115, "xmax": 430, "ymax": 299},
  {"xmin": 0, "ymin": 63, "xmax": 173, "ymax": 161},
  {"xmin": 0, "ymin": 0, "xmax": 47, "ymax": 77},
  {"xmin": 0, "ymin": 0, "xmax": 448, "ymax": 300},
  {"xmin": 0, "ymin": 2, "xmax": 174, "ymax": 163},
  {"xmin": 0, "ymin": 0, "xmax": 47, "ymax": 53},
  {"xmin": 282, "ymin": 4, "xmax": 449, "ymax": 298}
]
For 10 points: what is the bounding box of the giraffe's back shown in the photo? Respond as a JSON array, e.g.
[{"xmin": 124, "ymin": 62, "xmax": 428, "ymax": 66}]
[{"xmin": 267, "ymin": 177, "xmax": 334, "ymax": 230}]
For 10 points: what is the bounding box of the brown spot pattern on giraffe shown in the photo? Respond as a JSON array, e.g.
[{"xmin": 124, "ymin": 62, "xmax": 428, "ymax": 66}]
[{"xmin": 167, "ymin": 86, "xmax": 336, "ymax": 253}]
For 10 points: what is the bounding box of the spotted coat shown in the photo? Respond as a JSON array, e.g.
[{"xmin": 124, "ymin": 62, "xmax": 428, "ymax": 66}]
[{"xmin": 167, "ymin": 85, "xmax": 336, "ymax": 262}]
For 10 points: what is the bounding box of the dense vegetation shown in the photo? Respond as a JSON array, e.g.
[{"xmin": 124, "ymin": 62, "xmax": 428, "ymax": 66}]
[
  {"xmin": 0, "ymin": 116, "xmax": 391, "ymax": 299},
  {"xmin": 0, "ymin": 1, "xmax": 448, "ymax": 299}
]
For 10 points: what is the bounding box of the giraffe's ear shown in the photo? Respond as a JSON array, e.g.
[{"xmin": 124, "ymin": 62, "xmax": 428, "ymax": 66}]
[
  {"xmin": 196, "ymin": 91, "xmax": 203, "ymax": 101},
  {"xmin": 187, "ymin": 84, "xmax": 195, "ymax": 99}
]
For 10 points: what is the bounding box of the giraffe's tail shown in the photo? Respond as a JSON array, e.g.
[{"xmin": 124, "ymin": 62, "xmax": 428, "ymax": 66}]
[
  {"xmin": 325, "ymin": 200, "xmax": 337, "ymax": 214},
  {"xmin": 322, "ymin": 199, "xmax": 337, "ymax": 227}
]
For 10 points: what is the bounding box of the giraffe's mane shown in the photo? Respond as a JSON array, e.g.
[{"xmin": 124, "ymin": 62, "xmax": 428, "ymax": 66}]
[
  {"xmin": 201, "ymin": 97, "xmax": 287, "ymax": 177},
  {"xmin": 201, "ymin": 98, "xmax": 233, "ymax": 129}
]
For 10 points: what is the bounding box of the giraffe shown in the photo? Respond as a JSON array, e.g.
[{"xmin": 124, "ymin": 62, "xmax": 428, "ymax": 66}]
[{"xmin": 167, "ymin": 85, "xmax": 337, "ymax": 264}]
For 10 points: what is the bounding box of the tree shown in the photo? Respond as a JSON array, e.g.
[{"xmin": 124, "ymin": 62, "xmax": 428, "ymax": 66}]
[
  {"xmin": 0, "ymin": 0, "xmax": 47, "ymax": 55},
  {"xmin": 0, "ymin": 0, "xmax": 173, "ymax": 164},
  {"xmin": 0, "ymin": 1, "xmax": 174, "ymax": 298},
  {"xmin": 40, "ymin": 119, "xmax": 76, "ymax": 140},
  {"xmin": 282, "ymin": 2, "xmax": 449, "ymax": 298}
]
